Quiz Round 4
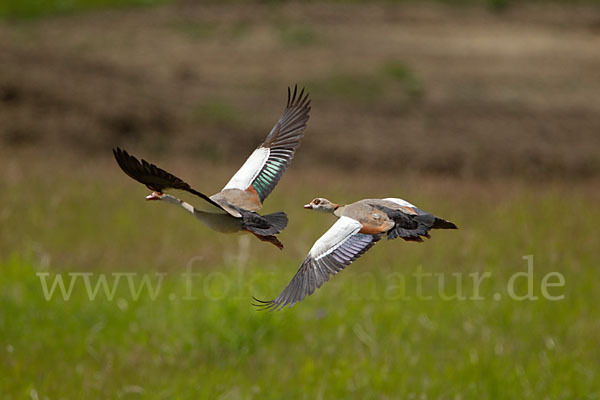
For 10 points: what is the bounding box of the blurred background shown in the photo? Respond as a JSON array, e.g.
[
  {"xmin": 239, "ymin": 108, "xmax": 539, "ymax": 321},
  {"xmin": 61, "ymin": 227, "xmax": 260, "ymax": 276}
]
[{"xmin": 1, "ymin": 0, "xmax": 599, "ymax": 398}]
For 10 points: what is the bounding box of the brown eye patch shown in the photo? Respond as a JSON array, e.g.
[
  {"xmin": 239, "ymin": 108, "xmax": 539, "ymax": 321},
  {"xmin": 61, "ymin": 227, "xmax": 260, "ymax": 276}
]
[{"xmin": 313, "ymin": 199, "xmax": 321, "ymax": 205}]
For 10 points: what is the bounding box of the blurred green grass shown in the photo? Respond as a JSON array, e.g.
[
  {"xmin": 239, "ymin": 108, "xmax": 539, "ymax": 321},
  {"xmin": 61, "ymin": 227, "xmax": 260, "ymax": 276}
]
[
  {"xmin": 1, "ymin": 159, "xmax": 599, "ymax": 398},
  {"xmin": 308, "ymin": 60, "xmax": 424, "ymax": 106},
  {"xmin": 168, "ymin": 20, "xmax": 218, "ymax": 41},
  {"xmin": 3, "ymin": 0, "xmax": 600, "ymax": 19},
  {"xmin": 0, "ymin": 0, "xmax": 173, "ymax": 19},
  {"xmin": 276, "ymin": 22, "xmax": 318, "ymax": 48}
]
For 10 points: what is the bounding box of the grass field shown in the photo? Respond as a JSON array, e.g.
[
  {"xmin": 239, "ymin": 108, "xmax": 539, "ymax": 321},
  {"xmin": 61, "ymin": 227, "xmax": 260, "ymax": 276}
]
[
  {"xmin": 0, "ymin": 0, "xmax": 172, "ymax": 19},
  {"xmin": 1, "ymin": 0, "xmax": 600, "ymax": 397},
  {"xmin": 2, "ymin": 2, "xmax": 600, "ymax": 179},
  {"xmin": 3, "ymin": 0, "xmax": 600, "ymax": 19},
  {"xmin": 1, "ymin": 157, "xmax": 599, "ymax": 398}
]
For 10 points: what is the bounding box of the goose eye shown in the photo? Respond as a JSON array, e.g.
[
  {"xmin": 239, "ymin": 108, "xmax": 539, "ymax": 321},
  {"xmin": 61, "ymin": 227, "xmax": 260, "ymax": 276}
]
[{"xmin": 313, "ymin": 199, "xmax": 321, "ymax": 205}]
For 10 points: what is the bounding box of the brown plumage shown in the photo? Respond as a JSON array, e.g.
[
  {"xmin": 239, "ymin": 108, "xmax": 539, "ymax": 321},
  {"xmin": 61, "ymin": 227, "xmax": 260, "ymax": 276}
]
[
  {"xmin": 113, "ymin": 85, "xmax": 311, "ymax": 249},
  {"xmin": 254, "ymin": 197, "xmax": 457, "ymax": 310}
]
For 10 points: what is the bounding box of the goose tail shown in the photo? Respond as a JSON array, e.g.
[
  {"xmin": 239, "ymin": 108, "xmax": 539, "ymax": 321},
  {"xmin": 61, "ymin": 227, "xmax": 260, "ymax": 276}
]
[
  {"xmin": 261, "ymin": 211, "xmax": 288, "ymax": 235},
  {"xmin": 243, "ymin": 211, "xmax": 288, "ymax": 235}
]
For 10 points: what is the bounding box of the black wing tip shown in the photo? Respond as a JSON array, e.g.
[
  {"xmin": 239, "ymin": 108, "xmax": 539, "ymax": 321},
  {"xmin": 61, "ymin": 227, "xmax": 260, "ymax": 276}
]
[
  {"xmin": 113, "ymin": 146, "xmax": 127, "ymax": 160},
  {"xmin": 251, "ymin": 296, "xmax": 280, "ymax": 311},
  {"xmin": 250, "ymin": 295, "xmax": 296, "ymax": 311},
  {"xmin": 251, "ymin": 296, "xmax": 272, "ymax": 306},
  {"xmin": 287, "ymin": 84, "xmax": 310, "ymax": 108},
  {"xmin": 113, "ymin": 146, "xmax": 139, "ymax": 173},
  {"xmin": 113, "ymin": 146, "xmax": 140, "ymax": 168},
  {"xmin": 112, "ymin": 146, "xmax": 198, "ymax": 195},
  {"xmin": 113, "ymin": 146, "xmax": 132, "ymax": 158}
]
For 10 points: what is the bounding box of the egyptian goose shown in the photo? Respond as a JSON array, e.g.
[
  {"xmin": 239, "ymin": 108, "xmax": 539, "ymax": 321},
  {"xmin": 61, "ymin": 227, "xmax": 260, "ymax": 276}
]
[
  {"xmin": 254, "ymin": 197, "xmax": 457, "ymax": 309},
  {"xmin": 113, "ymin": 86, "xmax": 311, "ymax": 249}
]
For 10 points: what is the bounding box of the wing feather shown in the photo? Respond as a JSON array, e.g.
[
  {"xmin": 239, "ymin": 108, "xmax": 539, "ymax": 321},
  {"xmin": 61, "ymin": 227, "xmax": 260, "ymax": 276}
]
[
  {"xmin": 223, "ymin": 85, "xmax": 311, "ymax": 202},
  {"xmin": 254, "ymin": 217, "xmax": 381, "ymax": 311},
  {"xmin": 113, "ymin": 147, "xmax": 228, "ymax": 215}
]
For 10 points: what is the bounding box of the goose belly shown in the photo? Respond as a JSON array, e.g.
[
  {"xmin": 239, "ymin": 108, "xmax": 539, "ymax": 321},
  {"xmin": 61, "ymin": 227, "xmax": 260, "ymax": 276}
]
[{"xmin": 194, "ymin": 212, "xmax": 242, "ymax": 233}]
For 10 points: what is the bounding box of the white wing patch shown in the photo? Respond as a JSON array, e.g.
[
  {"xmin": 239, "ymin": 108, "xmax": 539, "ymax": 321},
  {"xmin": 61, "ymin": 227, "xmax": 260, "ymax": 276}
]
[
  {"xmin": 222, "ymin": 147, "xmax": 270, "ymax": 191},
  {"xmin": 309, "ymin": 216, "xmax": 363, "ymax": 260},
  {"xmin": 383, "ymin": 197, "xmax": 418, "ymax": 208}
]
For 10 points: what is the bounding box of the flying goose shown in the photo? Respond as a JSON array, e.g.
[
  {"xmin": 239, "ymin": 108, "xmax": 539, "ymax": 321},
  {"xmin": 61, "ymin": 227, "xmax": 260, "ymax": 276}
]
[
  {"xmin": 254, "ymin": 197, "xmax": 457, "ymax": 309},
  {"xmin": 113, "ymin": 86, "xmax": 311, "ymax": 249}
]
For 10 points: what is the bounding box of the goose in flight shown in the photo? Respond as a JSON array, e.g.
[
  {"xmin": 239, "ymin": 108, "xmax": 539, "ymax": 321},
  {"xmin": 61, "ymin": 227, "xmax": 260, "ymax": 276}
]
[
  {"xmin": 254, "ymin": 197, "xmax": 457, "ymax": 309},
  {"xmin": 113, "ymin": 86, "xmax": 311, "ymax": 249}
]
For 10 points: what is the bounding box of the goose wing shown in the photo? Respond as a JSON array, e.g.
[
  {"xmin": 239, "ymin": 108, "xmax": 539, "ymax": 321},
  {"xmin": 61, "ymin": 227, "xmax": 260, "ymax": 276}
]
[
  {"xmin": 222, "ymin": 85, "xmax": 311, "ymax": 203},
  {"xmin": 377, "ymin": 198, "xmax": 457, "ymax": 241},
  {"xmin": 113, "ymin": 147, "xmax": 228, "ymax": 214},
  {"xmin": 254, "ymin": 216, "xmax": 381, "ymax": 311},
  {"xmin": 381, "ymin": 198, "xmax": 425, "ymax": 216}
]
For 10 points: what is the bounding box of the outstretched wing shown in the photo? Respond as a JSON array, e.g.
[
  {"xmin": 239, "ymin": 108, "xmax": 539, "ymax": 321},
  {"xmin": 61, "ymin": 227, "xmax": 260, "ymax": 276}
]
[
  {"xmin": 254, "ymin": 216, "xmax": 381, "ymax": 311},
  {"xmin": 222, "ymin": 85, "xmax": 311, "ymax": 202},
  {"xmin": 114, "ymin": 147, "xmax": 193, "ymax": 192},
  {"xmin": 113, "ymin": 147, "xmax": 228, "ymax": 214}
]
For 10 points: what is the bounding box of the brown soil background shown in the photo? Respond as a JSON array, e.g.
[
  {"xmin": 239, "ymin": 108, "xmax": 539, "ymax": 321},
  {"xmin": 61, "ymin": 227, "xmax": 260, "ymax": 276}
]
[{"xmin": 1, "ymin": 2, "xmax": 599, "ymax": 179}]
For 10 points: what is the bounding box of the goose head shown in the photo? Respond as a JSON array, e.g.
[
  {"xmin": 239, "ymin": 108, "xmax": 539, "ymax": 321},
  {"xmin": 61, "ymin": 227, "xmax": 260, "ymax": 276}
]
[{"xmin": 304, "ymin": 198, "xmax": 339, "ymax": 213}]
